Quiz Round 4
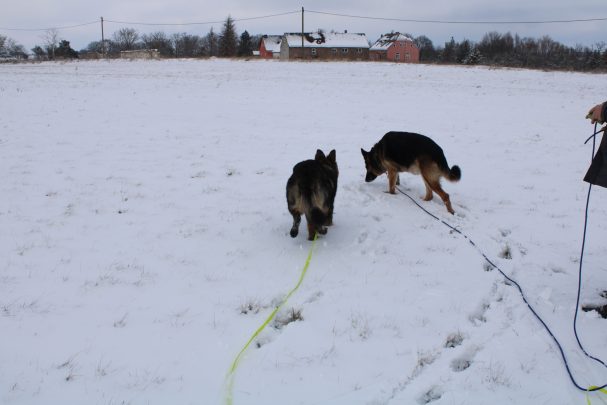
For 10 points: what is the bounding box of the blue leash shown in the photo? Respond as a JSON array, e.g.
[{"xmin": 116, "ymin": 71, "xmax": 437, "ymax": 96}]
[{"xmin": 395, "ymin": 123, "xmax": 607, "ymax": 392}]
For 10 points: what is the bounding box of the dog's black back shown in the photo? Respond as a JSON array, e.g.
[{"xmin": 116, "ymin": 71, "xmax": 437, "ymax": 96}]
[
  {"xmin": 286, "ymin": 150, "xmax": 338, "ymax": 240},
  {"xmin": 379, "ymin": 132, "xmax": 450, "ymax": 172}
]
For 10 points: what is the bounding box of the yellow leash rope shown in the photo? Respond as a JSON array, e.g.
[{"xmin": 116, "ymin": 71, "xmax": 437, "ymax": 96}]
[
  {"xmin": 224, "ymin": 235, "xmax": 317, "ymax": 405},
  {"xmin": 586, "ymin": 386, "xmax": 607, "ymax": 405}
]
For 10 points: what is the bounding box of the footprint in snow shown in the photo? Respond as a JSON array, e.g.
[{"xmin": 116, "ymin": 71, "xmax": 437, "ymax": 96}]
[
  {"xmin": 444, "ymin": 332, "xmax": 465, "ymax": 348},
  {"xmin": 418, "ymin": 386, "xmax": 443, "ymax": 404},
  {"xmin": 357, "ymin": 231, "xmax": 368, "ymax": 244},
  {"xmin": 468, "ymin": 301, "xmax": 490, "ymax": 325},
  {"xmin": 450, "ymin": 346, "xmax": 479, "ymax": 372}
]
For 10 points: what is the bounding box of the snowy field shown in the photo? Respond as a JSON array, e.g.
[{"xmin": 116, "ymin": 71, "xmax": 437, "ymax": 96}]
[{"xmin": 1, "ymin": 58, "xmax": 607, "ymax": 405}]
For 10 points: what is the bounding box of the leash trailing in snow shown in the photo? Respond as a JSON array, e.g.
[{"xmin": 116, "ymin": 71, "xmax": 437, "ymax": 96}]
[
  {"xmin": 224, "ymin": 235, "xmax": 317, "ymax": 405},
  {"xmin": 395, "ymin": 122, "xmax": 607, "ymax": 397}
]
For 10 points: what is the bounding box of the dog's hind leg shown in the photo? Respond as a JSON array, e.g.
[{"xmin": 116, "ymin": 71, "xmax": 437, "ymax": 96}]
[
  {"xmin": 305, "ymin": 215, "xmax": 317, "ymax": 241},
  {"xmin": 428, "ymin": 180, "xmax": 454, "ymax": 214},
  {"xmin": 422, "ymin": 178, "xmax": 434, "ymax": 201},
  {"xmin": 439, "ymin": 190, "xmax": 454, "ymax": 215},
  {"xmin": 421, "ymin": 163, "xmax": 454, "ymax": 214},
  {"xmin": 289, "ymin": 209, "xmax": 301, "ymax": 238},
  {"xmin": 309, "ymin": 208, "xmax": 328, "ymax": 240}
]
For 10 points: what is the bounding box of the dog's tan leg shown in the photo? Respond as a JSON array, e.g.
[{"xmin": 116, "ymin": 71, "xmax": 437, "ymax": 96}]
[
  {"xmin": 422, "ymin": 178, "xmax": 433, "ymax": 201},
  {"xmin": 307, "ymin": 221, "xmax": 316, "ymax": 241},
  {"xmin": 420, "ymin": 162, "xmax": 454, "ymax": 213},
  {"xmin": 440, "ymin": 192, "xmax": 454, "ymax": 215},
  {"xmin": 430, "ymin": 181, "xmax": 454, "ymax": 214},
  {"xmin": 387, "ymin": 169, "xmax": 398, "ymax": 194}
]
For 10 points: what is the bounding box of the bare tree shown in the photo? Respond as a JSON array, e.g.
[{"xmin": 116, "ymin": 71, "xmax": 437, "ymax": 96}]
[
  {"xmin": 414, "ymin": 35, "xmax": 437, "ymax": 62},
  {"xmin": 113, "ymin": 28, "xmax": 139, "ymax": 51},
  {"xmin": 0, "ymin": 35, "xmax": 27, "ymax": 59},
  {"xmin": 42, "ymin": 29, "xmax": 59, "ymax": 59},
  {"xmin": 141, "ymin": 31, "xmax": 174, "ymax": 57},
  {"xmin": 172, "ymin": 33, "xmax": 204, "ymax": 58}
]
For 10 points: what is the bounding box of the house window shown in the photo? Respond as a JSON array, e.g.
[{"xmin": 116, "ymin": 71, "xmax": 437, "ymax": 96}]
[
  {"xmin": 395, "ymin": 53, "xmax": 400, "ymax": 61},
  {"xmin": 357, "ymin": 48, "xmax": 362, "ymax": 54},
  {"xmin": 331, "ymin": 48, "xmax": 337, "ymax": 56},
  {"xmin": 405, "ymin": 52, "xmax": 411, "ymax": 61},
  {"xmin": 311, "ymin": 48, "xmax": 317, "ymax": 56},
  {"xmin": 341, "ymin": 48, "xmax": 348, "ymax": 54}
]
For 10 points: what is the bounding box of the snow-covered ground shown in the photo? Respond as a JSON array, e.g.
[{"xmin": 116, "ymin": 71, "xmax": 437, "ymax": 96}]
[{"xmin": 1, "ymin": 59, "xmax": 606, "ymax": 405}]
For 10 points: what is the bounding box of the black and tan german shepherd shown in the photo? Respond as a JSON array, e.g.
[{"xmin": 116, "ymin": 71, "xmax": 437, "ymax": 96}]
[
  {"xmin": 361, "ymin": 131, "xmax": 461, "ymax": 214},
  {"xmin": 286, "ymin": 150, "xmax": 338, "ymax": 240}
]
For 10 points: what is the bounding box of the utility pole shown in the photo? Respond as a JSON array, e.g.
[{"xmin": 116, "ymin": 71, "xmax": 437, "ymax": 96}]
[
  {"xmin": 100, "ymin": 16, "xmax": 106, "ymax": 57},
  {"xmin": 301, "ymin": 7, "xmax": 304, "ymax": 60}
]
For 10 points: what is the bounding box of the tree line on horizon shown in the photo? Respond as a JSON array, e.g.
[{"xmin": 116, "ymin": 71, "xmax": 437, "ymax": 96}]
[{"xmin": 1, "ymin": 15, "xmax": 606, "ymax": 72}]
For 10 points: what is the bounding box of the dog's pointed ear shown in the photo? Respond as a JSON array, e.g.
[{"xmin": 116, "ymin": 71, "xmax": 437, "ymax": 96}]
[
  {"xmin": 315, "ymin": 149, "xmax": 326, "ymax": 161},
  {"xmin": 361, "ymin": 148, "xmax": 368, "ymax": 158},
  {"xmin": 327, "ymin": 149, "xmax": 336, "ymax": 163}
]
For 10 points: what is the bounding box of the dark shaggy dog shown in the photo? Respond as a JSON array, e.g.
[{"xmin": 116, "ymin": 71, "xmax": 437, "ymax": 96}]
[
  {"xmin": 361, "ymin": 131, "xmax": 461, "ymax": 214},
  {"xmin": 286, "ymin": 150, "xmax": 338, "ymax": 240}
]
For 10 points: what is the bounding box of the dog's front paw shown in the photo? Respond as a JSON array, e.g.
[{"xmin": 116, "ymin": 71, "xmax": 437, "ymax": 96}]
[{"xmin": 290, "ymin": 229, "xmax": 299, "ymax": 238}]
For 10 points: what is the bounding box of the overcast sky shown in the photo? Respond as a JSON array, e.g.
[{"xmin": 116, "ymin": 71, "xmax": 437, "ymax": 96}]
[{"xmin": 1, "ymin": 0, "xmax": 606, "ymax": 52}]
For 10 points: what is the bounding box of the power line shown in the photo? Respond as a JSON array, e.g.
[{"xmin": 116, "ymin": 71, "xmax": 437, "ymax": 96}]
[
  {"xmin": 0, "ymin": 21, "xmax": 98, "ymax": 32},
  {"xmin": 104, "ymin": 10, "xmax": 301, "ymax": 27},
  {"xmin": 1, "ymin": 9, "xmax": 606, "ymax": 34},
  {"xmin": 0, "ymin": 11, "xmax": 300, "ymax": 33},
  {"xmin": 307, "ymin": 9, "xmax": 607, "ymax": 25}
]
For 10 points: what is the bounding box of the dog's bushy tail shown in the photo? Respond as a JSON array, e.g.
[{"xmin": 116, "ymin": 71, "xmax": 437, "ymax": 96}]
[{"xmin": 448, "ymin": 165, "xmax": 461, "ymax": 182}]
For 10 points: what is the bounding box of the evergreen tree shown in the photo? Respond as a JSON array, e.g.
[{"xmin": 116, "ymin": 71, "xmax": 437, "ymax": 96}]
[
  {"xmin": 55, "ymin": 40, "xmax": 78, "ymax": 59},
  {"xmin": 464, "ymin": 47, "xmax": 482, "ymax": 65},
  {"xmin": 31, "ymin": 45, "xmax": 47, "ymax": 60},
  {"xmin": 219, "ymin": 16, "xmax": 238, "ymax": 57},
  {"xmin": 441, "ymin": 37, "xmax": 457, "ymax": 63},
  {"xmin": 456, "ymin": 39, "xmax": 471, "ymax": 64},
  {"xmin": 205, "ymin": 28, "xmax": 219, "ymax": 57},
  {"xmin": 237, "ymin": 30, "xmax": 253, "ymax": 57}
]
